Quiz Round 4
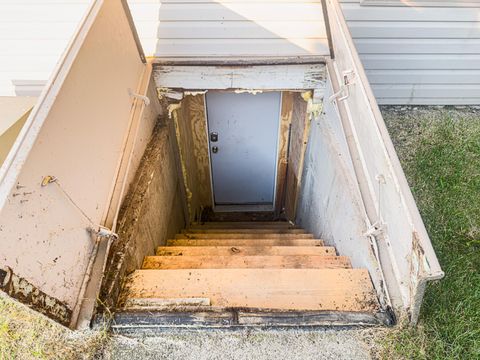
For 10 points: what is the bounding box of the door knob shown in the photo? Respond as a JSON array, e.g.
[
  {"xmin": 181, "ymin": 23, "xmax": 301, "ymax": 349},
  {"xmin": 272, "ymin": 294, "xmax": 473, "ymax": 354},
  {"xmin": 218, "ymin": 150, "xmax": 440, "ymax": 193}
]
[{"xmin": 212, "ymin": 146, "xmax": 218, "ymax": 154}]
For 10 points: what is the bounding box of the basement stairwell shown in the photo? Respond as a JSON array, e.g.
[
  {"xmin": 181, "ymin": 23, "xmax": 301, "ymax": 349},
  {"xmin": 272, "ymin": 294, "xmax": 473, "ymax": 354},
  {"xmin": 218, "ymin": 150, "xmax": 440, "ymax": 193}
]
[{"xmin": 111, "ymin": 221, "xmax": 389, "ymax": 331}]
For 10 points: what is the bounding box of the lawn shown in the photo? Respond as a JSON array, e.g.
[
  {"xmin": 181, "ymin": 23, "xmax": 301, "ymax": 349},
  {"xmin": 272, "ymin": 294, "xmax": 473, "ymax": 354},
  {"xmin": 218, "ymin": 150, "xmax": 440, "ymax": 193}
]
[
  {"xmin": 380, "ymin": 107, "xmax": 480, "ymax": 360},
  {"xmin": 0, "ymin": 292, "xmax": 107, "ymax": 360}
]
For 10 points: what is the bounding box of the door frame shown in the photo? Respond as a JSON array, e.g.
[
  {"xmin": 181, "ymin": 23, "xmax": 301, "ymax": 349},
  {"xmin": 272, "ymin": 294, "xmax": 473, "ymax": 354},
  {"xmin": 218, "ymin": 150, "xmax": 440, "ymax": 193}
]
[{"xmin": 204, "ymin": 90, "xmax": 284, "ymax": 213}]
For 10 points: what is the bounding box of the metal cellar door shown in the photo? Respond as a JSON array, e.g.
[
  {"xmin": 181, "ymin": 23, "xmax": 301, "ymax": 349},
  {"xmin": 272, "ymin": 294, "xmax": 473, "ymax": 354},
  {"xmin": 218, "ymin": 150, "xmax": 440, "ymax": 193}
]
[
  {"xmin": 0, "ymin": 0, "xmax": 147, "ymax": 328},
  {"xmin": 206, "ymin": 92, "xmax": 281, "ymax": 208}
]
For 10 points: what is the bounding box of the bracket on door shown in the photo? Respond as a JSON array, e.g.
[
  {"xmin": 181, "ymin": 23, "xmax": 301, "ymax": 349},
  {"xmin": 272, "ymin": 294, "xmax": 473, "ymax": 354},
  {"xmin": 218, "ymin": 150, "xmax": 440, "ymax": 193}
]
[{"xmin": 329, "ymin": 69, "xmax": 356, "ymax": 102}]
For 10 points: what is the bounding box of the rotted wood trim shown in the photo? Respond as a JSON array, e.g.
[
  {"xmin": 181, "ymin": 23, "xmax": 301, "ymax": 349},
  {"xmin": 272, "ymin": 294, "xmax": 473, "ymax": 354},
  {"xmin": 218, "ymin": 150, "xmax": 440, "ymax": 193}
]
[
  {"xmin": 284, "ymin": 92, "xmax": 311, "ymax": 221},
  {"xmin": 151, "ymin": 56, "xmax": 328, "ymax": 66},
  {"xmin": 275, "ymin": 92, "xmax": 293, "ymax": 216},
  {"xmin": 106, "ymin": 308, "xmax": 393, "ymax": 334},
  {"xmin": 0, "ymin": 267, "xmax": 72, "ymax": 327}
]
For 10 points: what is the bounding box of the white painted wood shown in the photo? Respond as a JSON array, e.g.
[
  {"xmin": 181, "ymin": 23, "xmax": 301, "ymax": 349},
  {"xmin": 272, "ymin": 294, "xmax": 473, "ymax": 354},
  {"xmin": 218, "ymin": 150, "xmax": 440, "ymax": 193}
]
[
  {"xmin": 154, "ymin": 64, "xmax": 326, "ymax": 90},
  {"xmin": 327, "ymin": 0, "xmax": 443, "ymax": 322},
  {"xmin": 0, "ymin": 0, "xmax": 145, "ymax": 323}
]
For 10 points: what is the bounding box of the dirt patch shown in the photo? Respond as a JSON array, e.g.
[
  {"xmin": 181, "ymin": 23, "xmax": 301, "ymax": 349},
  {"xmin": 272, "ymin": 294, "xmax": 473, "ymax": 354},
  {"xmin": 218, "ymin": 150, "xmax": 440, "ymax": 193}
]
[{"xmin": 97, "ymin": 119, "xmax": 185, "ymax": 315}]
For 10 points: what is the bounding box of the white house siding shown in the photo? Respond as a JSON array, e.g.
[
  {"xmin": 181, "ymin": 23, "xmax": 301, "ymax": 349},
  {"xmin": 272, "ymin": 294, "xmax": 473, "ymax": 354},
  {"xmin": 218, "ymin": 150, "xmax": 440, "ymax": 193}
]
[
  {"xmin": 128, "ymin": 0, "xmax": 329, "ymax": 58},
  {"xmin": 0, "ymin": 1, "xmax": 91, "ymax": 96},
  {"xmin": 340, "ymin": 0, "xmax": 480, "ymax": 105},
  {"xmin": 1, "ymin": 0, "xmax": 479, "ymax": 105}
]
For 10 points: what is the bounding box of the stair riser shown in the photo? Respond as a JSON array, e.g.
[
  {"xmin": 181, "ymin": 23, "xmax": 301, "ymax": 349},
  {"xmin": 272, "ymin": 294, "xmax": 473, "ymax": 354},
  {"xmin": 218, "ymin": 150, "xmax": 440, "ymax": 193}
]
[
  {"xmin": 156, "ymin": 246, "xmax": 337, "ymax": 256},
  {"xmin": 176, "ymin": 233, "xmax": 314, "ymax": 239},
  {"xmin": 167, "ymin": 239, "xmax": 324, "ymax": 247},
  {"xmin": 142, "ymin": 255, "xmax": 352, "ymax": 269}
]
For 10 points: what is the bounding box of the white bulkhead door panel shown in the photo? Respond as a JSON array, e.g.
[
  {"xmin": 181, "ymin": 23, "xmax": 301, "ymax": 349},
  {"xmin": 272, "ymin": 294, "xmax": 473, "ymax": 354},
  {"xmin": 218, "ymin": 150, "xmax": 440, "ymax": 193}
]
[
  {"xmin": 0, "ymin": 0, "xmax": 146, "ymax": 327},
  {"xmin": 325, "ymin": 0, "xmax": 443, "ymax": 323}
]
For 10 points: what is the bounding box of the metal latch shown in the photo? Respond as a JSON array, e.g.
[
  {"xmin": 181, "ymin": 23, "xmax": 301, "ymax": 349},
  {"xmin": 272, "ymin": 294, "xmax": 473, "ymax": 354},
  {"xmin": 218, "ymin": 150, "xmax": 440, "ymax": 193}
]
[
  {"xmin": 329, "ymin": 69, "xmax": 356, "ymax": 102},
  {"xmin": 128, "ymin": 88, "xmax": 150, "ymax": 106}
]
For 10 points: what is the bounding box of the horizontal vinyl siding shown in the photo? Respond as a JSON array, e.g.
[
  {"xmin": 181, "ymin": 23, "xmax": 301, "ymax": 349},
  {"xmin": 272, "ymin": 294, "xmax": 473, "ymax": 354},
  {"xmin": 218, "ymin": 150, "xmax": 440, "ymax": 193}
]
[
  {"xmin": 129, "ymin": 0, "xmax": 329, "ymax": 58},
  {"xmin": 0, "ymin": 0, "xmax": 328, "ymax": 95},
  {"xmin": 1, "ymin": 0, "xmax": 479, "ymax": 106},
  {"xmin": 340, "ymin": 0, "xmax": 480, "ymax": 105},
  {"xmin": 0, "ymin": 1, "xmax": 90, "ymax": 96}
]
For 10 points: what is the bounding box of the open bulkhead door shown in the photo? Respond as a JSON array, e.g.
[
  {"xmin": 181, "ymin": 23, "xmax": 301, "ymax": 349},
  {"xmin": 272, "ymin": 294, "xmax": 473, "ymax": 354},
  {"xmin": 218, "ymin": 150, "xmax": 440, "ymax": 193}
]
[
  {"xmin": 0, "ymin": 0, "xmax": 148, "ymax": 328},
  {"xmin": 324, "ymin": 0, "xmax": 443, "ymax": 323}
]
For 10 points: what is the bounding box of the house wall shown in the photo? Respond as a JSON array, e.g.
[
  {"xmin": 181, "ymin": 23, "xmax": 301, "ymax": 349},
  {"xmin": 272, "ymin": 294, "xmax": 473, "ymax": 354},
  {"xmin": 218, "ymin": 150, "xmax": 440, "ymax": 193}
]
[
  {"xmin": 340, "ymin": 0, "xmax": 480, "ymax": 105},
  {"xmin": 129, "ymin": 0, "xmax": 329, "ymax": 58},
  {"xmin": 1, "ymin": 0, "xmax": 478, "ymax": 104}
]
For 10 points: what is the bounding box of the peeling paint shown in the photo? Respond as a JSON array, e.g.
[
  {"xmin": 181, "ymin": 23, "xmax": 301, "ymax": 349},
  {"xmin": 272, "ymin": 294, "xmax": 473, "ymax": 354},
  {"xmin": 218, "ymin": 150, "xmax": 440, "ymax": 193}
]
[
  {"xmin": 233, "ymin": 89, "xmax": 264, "ymax": 95},
  {"xmin": 184, "ymin": 90, "xmax": 208, "ymax": 96},
  {"xmin": 157, "ymin": 87, "xmax": 184, "ymax": 101},
  {"xmin": 0, "ymin": 267, "xmax": 72, "ymax": 326}
]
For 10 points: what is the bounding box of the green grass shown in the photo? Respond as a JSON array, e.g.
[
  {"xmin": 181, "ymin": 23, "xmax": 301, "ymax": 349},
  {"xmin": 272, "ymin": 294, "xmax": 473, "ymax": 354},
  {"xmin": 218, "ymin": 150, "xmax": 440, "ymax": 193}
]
[
  {"xmin": 0, "ymin": 292, "xmax": 108, "ymax": 360},
  {"xmin": 381, "ymin": 107, "xmax": 480, "ymax": 360}
]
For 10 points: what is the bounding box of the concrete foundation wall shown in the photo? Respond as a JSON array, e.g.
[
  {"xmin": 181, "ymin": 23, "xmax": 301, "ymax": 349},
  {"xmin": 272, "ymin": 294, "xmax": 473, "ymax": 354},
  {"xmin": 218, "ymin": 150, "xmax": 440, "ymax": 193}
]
[
  {"xmin": 296, "ymin": 77, "xmax": 384, "ymax": 305},
  {"xmin": 99, "ymin": 118, "xmax": 185, "ymax": 311}
]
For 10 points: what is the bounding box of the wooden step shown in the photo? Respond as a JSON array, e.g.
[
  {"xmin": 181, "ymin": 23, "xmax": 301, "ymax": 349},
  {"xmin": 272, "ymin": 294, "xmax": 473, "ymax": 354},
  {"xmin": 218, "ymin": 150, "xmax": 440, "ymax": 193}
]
[
  {"xmin": 156, "ymin": 246, "xmax": 337, "ymax": 257},
  {"xmin": 184, "ymin": 228, "xmax": 306, "ymax": 234},
  {"xmin": 176, "ymin": 233, "xmax": 314, "ymax": 239},
  {"xmin": 167, "ymin": 239, "xmax": 324, "ymax": 247},
  {"xmin": 189, "ymin": 222, "xmax": 295, "ymax": 229},
  {"xmin": 122, "ymin": 269, "xmax": 379, "ymax": 312},
  {"xmin": 142, "ymin": 255, "xmax": 351, "ymax": 270}
]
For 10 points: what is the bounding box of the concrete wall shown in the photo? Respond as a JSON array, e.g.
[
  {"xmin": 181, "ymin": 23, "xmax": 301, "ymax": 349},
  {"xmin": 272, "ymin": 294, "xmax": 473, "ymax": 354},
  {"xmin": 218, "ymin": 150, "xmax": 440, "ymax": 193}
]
[
  {"xmin": 296, "ymin": 77, "xmax": 385, "ymax": 307},
  {"xmin": 100, "ymin": 118, "xmax": 185, "ymax": 311}
]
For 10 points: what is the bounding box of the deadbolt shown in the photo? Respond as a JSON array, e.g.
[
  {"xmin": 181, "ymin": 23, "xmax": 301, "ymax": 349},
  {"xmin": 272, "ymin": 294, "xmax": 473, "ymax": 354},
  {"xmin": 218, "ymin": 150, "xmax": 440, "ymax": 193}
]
[
  {"xmin": 212, "ymin": 146, "xmax": 218, "ymax": 154},
  {"xmin": 210, "ymin": 132, "xmax": 218, "ymax": 142}
]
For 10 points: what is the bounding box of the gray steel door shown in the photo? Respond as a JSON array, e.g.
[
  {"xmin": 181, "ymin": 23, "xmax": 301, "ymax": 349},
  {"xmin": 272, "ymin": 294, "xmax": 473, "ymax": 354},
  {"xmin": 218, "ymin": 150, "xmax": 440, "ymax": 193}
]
[{"xmin": 206, "ymin": 92, "xmax": 281, "ymax": 205}]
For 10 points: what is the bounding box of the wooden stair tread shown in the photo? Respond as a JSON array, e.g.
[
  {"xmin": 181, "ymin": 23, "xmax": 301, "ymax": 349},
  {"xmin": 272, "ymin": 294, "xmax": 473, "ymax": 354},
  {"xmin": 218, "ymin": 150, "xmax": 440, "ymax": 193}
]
[
  {"xmin": 142, "ymin": 255, "xmax": 352, "ymax": 269},
  {"xmin": 176, "ymin": 233, "xmax": 314, "ymax": 239},
  {"xmin": 190, "ymin": 222, "xmax": 294, "ymax": 229},
  {"xmin": 122, "ymin": 269, "xmax": 379, "ymax": 312},
  {"xmin": 157, "ymin": 246, "xmax": 337, "ymax": 256},
  {"xmin": 183, "ymin": 228, "xmax": 306, "ymax": 234},
  {"xmin": 167, "ymin": 239, "xmax": 324, "ymax": 247}
]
